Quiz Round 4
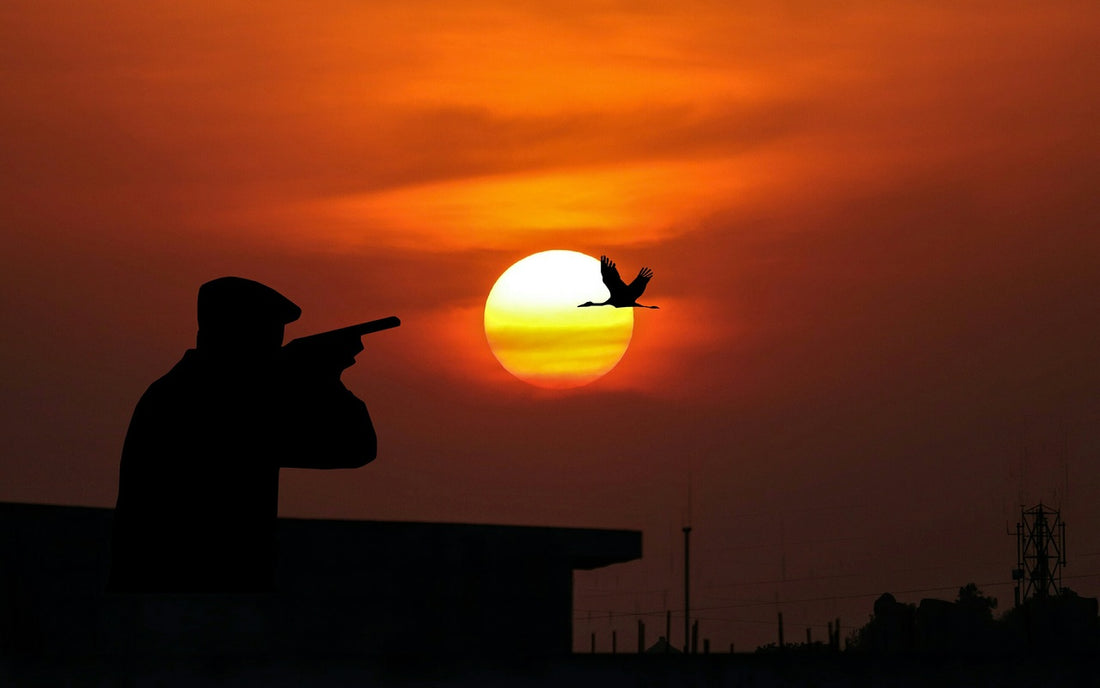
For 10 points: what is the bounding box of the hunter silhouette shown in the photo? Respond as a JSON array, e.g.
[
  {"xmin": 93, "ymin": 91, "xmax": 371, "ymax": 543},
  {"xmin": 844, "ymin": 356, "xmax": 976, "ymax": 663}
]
[{"xmin": 109, "ymin": 277, "xmax": 379, "ymax": 592}]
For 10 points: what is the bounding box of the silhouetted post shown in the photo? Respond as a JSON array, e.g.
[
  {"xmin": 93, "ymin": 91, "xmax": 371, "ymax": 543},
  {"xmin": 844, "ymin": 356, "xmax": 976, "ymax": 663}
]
[
  {"xmin": 1062, "ymin": 519, "xmax": 1066, "ymax": 572},
  {"xmin": 665, "ymin": 610, "xmax": 671, "ymax": 654},
  {"xmin": 683, "ymin": 526, "xmax": 691, "ymax": 654},
  {"xmin": 1036, "ymin": 505, "xmax": 1049, "ymax": 597},
  {"xmin": 729, "ymin": 642, "xmax": 735, "ymax": 654},
  {"xmin": 777, "ymin": 612, "xmax": 785, "ymax": 650},
  {"xmin": 1015, "ymin": 521, "xmax": 1024, "ymax": 607},
  {"xmin": 612, "ymin": 630, "xmax": 617, "ymax": 654},
  {"xmin": 691, "ymin": 619, "xmax": 699, "ymax": 654},
  {"xmin": 638, "ymin": 620, "xmax": 645, "ymax": 654},
  {"xmin": 591, "ymin": 632, "xmax": 596, "ymax": 654},
  {"xmin": 834, "ymin": 618, "xmax": 841, "ymax": 650}
]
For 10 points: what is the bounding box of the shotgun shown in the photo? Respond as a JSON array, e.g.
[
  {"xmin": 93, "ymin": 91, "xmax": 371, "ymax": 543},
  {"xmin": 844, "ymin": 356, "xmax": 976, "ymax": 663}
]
[{"xmin": 281, "ymin": 316, "xmax": 401, "ymax": 374}]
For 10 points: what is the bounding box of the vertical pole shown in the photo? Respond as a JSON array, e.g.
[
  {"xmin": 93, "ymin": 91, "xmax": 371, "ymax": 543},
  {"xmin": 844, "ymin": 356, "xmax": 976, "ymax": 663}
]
[
  {"xmin": 778, "ymin": 612, "xmax": 785, "ymax": 650},
  {"xmin": 665, "ymin": 610, "xmax": 671, "ymax": 654},
  {"xmin": 1061, "ymin": 521, "xmax": 1067, "ymax": 566},
  {"xmin": 1016, "ymin": 520, "xmax": 1024, "ymax": 605},
  {"xmin": 612, "ymin": 630, "xmax": 617, "ymax": 655},
  {"xmin": 729, "ymin": 642, "xmax": 735, "ymax": 654},
  {"xmin": 1036, "ymin": 505, "xmax": 1047, "ymax": 598},
  {"xmin": 638, "ymin": 619, "xmax": 645, "ymax": 654},
  {"xmin": 683, "ymin": 526, "xmax": 692, "ymax": 654}
]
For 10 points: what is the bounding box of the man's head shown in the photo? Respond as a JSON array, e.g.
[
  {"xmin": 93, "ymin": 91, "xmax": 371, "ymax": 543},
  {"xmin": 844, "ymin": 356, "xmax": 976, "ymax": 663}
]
[{"xmin": 196, "ymin": 277, "xmax": 301, "ymax": 355}]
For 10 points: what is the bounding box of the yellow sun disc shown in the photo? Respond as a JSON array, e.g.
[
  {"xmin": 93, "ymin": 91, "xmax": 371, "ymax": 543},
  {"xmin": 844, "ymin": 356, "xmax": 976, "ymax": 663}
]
[{"xmin": 484, "ymin": 250, "xmax": 634, "ymax": 389}]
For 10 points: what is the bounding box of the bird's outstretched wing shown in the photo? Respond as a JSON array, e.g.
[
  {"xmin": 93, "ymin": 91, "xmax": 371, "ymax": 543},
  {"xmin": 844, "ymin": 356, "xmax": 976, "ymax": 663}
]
[
  {"xmin": 600, "ymin": 255, "xmax": 627, "ymax": 294},
  {"xmin": 627, "ymin": 267, "xmax": 653, "ymax": 301}
]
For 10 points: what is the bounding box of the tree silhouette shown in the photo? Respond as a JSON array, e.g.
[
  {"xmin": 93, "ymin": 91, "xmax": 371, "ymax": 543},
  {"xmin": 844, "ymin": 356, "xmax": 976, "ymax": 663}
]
[{"xmin": 955, "ymin": 583, "xmax": 997, "ymax": 621}]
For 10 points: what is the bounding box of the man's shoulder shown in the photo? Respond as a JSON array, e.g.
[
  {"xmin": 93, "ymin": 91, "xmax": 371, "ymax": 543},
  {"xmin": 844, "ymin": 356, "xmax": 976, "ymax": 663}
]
[{"xmin": 140, "ymin": 351, "xmax": 203, "ymax": 398}]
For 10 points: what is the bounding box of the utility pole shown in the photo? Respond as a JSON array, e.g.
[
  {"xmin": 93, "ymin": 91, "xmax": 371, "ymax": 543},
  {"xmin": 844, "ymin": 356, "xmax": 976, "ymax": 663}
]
[
  {"xmin": 683, "ymin": 526, "xmax": 692, "ymax": 653},
  {"xmin": 665, "ymin": 610, "xmax": 671, "ymax": 654}
]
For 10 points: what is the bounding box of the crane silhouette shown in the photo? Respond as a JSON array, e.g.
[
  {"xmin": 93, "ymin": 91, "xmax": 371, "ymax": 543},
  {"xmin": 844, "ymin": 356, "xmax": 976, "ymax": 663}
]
[{"xmin": 578, "ymin": 255, "xmax": 659, "ymax": 309}]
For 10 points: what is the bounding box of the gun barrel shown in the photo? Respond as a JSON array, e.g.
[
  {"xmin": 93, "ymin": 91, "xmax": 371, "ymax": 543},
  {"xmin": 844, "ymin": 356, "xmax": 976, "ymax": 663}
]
[
  {"xmin": 345, "ymin": 316, "xmax": 401, "ymax": 336},
  {"xmin": 288, "ymin": 317, "xmax": 401, "ymax": 347}
]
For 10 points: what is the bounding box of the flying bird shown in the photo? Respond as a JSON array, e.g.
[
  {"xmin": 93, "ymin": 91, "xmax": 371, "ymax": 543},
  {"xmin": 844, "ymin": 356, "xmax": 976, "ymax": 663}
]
[{"xmin": 578, "ymin": 255, "xmax": 659, "ymax": 309}]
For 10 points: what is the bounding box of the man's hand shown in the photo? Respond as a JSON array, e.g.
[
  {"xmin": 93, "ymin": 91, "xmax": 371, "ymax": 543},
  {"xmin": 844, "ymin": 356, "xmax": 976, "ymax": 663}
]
[
  {"xmin": 278, "ymin": 316, "xmax": 398, "ymax": 380},
  {"xmin": 281, "ymin": 332, "xmax": 364, "ymax": 379}
]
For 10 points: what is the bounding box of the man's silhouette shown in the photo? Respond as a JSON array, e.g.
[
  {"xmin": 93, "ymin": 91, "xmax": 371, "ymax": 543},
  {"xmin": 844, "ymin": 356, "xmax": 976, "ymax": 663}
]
[{"xmin": 109, "ymin": 277, "xmax": 377, "ymax": 592}]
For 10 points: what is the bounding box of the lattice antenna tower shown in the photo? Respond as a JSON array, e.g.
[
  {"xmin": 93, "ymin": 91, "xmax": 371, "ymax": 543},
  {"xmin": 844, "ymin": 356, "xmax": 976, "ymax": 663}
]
[{"xmin": 1013, "ymin": 503, "xmax": 1066, "ymax": 605}]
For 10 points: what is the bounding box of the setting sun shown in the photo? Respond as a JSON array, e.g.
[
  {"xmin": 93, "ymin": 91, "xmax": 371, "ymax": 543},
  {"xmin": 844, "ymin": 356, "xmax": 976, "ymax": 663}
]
[{"xmin": 484, "ymin": 251, "xmax": 633, "ymax": 389}]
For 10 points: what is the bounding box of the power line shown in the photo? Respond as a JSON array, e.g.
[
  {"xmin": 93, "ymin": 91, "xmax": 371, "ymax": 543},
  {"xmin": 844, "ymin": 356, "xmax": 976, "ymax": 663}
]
[
  {"xmin": 574, "ymin": 573, "xmax": 1100, "ymax": 621},
  {"xmin": 702, "ymin": 572, "xmax": 862, "ymax": 590}
]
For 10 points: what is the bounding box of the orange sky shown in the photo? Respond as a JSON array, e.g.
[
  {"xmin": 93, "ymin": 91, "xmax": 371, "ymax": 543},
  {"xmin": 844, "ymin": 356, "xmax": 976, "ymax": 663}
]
[{"xmin": 2, "ymin": 0, "xmax": 1098, "ymax": 651}]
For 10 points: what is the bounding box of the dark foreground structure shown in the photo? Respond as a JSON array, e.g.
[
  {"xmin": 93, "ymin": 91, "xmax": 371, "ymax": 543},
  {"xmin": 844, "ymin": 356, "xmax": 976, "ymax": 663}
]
[
  {"xmin": 1, "ymin": 502, "xmax": 642, "ymax": 682},
  {"xmin": 2, "ymin": 502, "xmax": 1096, "ymax": 687}
]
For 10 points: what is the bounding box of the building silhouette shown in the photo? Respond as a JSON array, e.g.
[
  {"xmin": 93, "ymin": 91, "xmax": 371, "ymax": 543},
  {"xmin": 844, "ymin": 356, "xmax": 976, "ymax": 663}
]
[{"xmin": 0, "ymin": 501, "xmax": 640, "ymax": 659}]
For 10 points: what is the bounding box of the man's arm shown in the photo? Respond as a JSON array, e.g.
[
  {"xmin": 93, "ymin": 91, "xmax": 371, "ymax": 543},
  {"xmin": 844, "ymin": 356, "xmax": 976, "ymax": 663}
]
[
  {"xmin": 276, "ymin": 379, "xmax": 377, "ymax": 469},
  {"xmin": 271, "ymin": 319, "xmax": 397, "ymax": 469}
]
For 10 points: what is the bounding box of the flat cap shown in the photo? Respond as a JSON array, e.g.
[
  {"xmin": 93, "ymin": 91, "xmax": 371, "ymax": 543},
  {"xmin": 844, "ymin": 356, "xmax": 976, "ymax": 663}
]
[{"xmin": 197, "ymin": 277, "xmax": 301, "ymax": 331}]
